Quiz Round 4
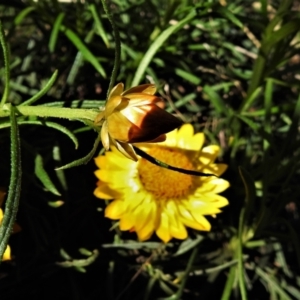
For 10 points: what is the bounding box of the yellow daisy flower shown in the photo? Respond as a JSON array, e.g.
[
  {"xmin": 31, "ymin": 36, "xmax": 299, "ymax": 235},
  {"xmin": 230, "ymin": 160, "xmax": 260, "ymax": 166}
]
[
  {"xmin": 94, "ymin": 83, "xmax": 182, "ymax": 161},
  {"xmin": 94, "ymin": 124, "xmax": 230, "ymax": 243}
]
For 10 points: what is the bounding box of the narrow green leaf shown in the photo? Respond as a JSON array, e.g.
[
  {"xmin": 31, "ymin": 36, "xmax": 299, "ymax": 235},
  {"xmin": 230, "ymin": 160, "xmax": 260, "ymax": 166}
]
[
  {"xmin": 283, "ymin": 284, "xmax": 300, "ymax": 299},
  {"xmin": 131, "ymin": 9, "xmax": 196, "ymax": 86},
  {"xmin": 53, "ymin": 145, "xmax": 68, "ymax": 191},
  {"xmin": 102, "ymin": 241, "xmax": 166, "ymax": 249},
  {"xmin": 49, "ymin": 13, "xmax": 65, "ymax": 53},
  {"xmin": 238, "ymin": 167, "xmax": 256, "ymax": 222},
  {"xmin": 256, "ymin": 267, "xmax": 293, "ymax": 300},
  {"xmin": 89, "ymin": 4, "xmax": 110, "ymax": 48},
  {"xmin": 0, "ymin": 20, "xmax": 10, "ymax": 106},
  {"xmin": 236, "ymin": 114, "xmax": 275, "ymax": 147},
  {"xmin": 173, "ymin": 235, "xmax": 204, "ymax": 257},
  {"xmin": 221, "ymin": 265, "xmax": 236, "ymax": 300},
  {"xmin": 216, "ymin": 7, "xmax": 243, "ymax": 28},
  {"xmin": 20, "ymin": 70, "xmax": 58, "ymax": 106},
  {"xmin": 239, "ymin": 86, "xmax": 262, "ymax": 113},
  {"xmin": 0, "ymin": 106, "xmax": 21, "ymax": 262},
  {"xmin": 280, "ymin": 92, "xmax": 300, "ymax": 157},
  {"xmin": 56, "ymin": 135, "xmax": 100, "ymax": 170},
  {"xmin": 173, "ymin": 247, "xmax": 199, "ymax": 300},
  {"xmin": 203, "ymin": 85, "xmax": 230, "ymax": 116},
  {"xmin": 0, "ymin": 120, "xmax": 78, "ymax": 149},
  {"xmin": 144, "ymin": 276, "xmax": 158, "ymax": 300},
  {"xmin": 237, "ymin": 206, "xmax": 247, "ymax": 300},
  {"xmin": 174, "ymin": 68, "xmax": 201, "ymax": 85},
  {"xmin": 166, "ymin": 93, "xmax": 196, "ymax": 113},
  {"xmin": 263, "ymin": 79, "xmax": 273, "ymax": 149},
  {"xmin": 14, "ymin": 6, "xmax": 35, "ymax": 25},
  {"xmin": 263, "ymin": 20, "xmax": 300, "ymax": 53},
  {"xmin": 35, "ymin": 154, "xmax": 61, "ymax": 196},
  {"xmin": 60, "ymin": 25, "xmax": 106, "ymax": 78}
]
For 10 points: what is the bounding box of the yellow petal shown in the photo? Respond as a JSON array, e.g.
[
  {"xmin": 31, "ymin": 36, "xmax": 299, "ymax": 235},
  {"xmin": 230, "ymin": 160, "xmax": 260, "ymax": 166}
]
[
  {"xmin": 189, "ymin": 132, "xmax": 205, "ymax": 151},
  {"xmin": 119, "ymin": 213, "xmax": 135, "ymax": 230},
  {"xmin": 115, "ymin": 141, "xmax": 138, "ymax": 161},
  {"xmin": 186, "ymin": 198, "xmax": 222, "ymax": 215},
  {"xmin": 199, "ymin": 163, "xmax": 227, "ymax": 176},
  {"xmin": 165, "ymin": 201, "xmax": 187, "ymax": 240},
  {"xmin": 193, "ymin": 193, "xmax": 229, "ymax": 208},
  {"xmin": 94, "ymin": 111, "xmax": 105, "ymax": 125},
  {"xmin": 105, "ymin": 95, "xmax": 123, "ymax": 117},
  {"xmin": 94, "ymin": 181, "xmax": 121, "ymax": 199},
  {"xmin": 176, "ymin": 124, "xmax": 194, "ymax": 148},
  {"xmin": 160, "ymin": 128, "xmax": 178, "ymax": 147},
  {"xmin": 195, "ymin": 178, "xmax": 230, "ymax": 194},
  {"xmin": 94, "ymin": 152, "xmax": 135, "ymax": 171},
  {"xmin": 156, "ymin": 210, "xmax": 172, "ymax": 243},
  {"xmin": 136, "ymin": 201, "xmax": 156, "ymax": 241},
  {"xmin": 108, "ymin": 82, "xmax": 124, "ymax": 99},
  {"xmin": 100, "ymin": 121, "xmax": 110, "ymax": 150},
  {"xmin": 105, "ymin": 200, "xmax": 125, "ymax": 219},
  {"xmin": 134, "ymin": 199, "xmax": 154, "ymax": 232},
  {"xmin": 178, "ymin": 204, "xmax": 210, "ymax": 231},
  {"xmin": 122, "ymin": 84, "xmax": 156, "ymax": 95},
  {"xmin": 2, "ymin": 245, "xmax": 11, "ymax": 261},
  {"xmin": 125, "ymin": 190, "xmax": 148, "ymax": 212},
  {"xmin": 125, "ymin": 94, "xmax": 161, "ymax": 107},
  {"xmin": 190, "ymin": 212, "xmax": 211, "ymax": 231},
  {"xmin": 95, "ymin": 169, "xmax": 138, "ymax": 190},
  {"xmin": 107, "ymin": 111, "xmax": 135, "ymax": 142},
  {"xmin": 199, "ymin": 145, "xmax": 220, "ymax": 165}
]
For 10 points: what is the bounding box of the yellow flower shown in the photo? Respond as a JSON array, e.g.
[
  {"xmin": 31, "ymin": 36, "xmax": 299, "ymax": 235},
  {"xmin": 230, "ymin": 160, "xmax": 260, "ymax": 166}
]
[
  {"xmin": 94, "ymin": 124, "xmax": 230, "ymax": 243},
  {"xmin": 95, "ymin": 83, "xmax": 182, "ymax": 161}
]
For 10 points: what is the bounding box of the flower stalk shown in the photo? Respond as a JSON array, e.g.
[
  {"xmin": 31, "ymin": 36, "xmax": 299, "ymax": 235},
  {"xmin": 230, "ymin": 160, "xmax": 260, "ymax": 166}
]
[{"xmin": 0, "ymin": 104, "xmax": 99, "ymax": 122}]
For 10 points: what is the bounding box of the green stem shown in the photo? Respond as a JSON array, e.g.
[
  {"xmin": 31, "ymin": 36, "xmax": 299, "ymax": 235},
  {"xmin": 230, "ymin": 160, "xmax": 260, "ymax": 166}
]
[
  {"xmin": 133, "ymin": 146, "xmax": 217, "ymax": 177},
  {"xmin": 101, "ymin": 0, "xmax": 121, "ymax": 97},
  {"xmin": 174, "ymin": 246, "xmax": 198, "ymax": 299},
  {"xmin": 237, "ymin": 207, "xmax": 247, "ymax": 300},
  {"xmin": 0, "ymin": 106, "xmax": 21, "ymax": 262},
  {"xmin": 0, "ymin": 104, "xmax": 98, "ymax": 121}
]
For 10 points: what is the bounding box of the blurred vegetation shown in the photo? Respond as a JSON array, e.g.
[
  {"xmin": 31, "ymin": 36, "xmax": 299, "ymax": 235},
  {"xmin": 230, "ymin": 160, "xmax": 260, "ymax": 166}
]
[{"xmin": 0, "ymin": 0, "xmax": 300, "ymax": 299}]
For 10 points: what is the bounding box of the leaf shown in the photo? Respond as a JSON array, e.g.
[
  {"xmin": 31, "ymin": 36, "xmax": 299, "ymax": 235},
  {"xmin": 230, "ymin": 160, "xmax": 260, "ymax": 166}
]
[
  {"xmin": 238, "ymin": 166, "xmax": 256, "ymax": 226},
  {"xmin": 263, "ymin": 20, "xmax": 300, "ymax": 53},
  {"xmin": 216, "ymin": 6, "xmax": 243, "ymax": 29},
  {"xmin": 60, "ymin": 25, "xmax": 106, "ymax": 78},
  {"xmin": 20, "ymin": 70, "xmax": 58, "ymax": 106},
  {"xmin": 256, "ymin": 267, "xmax": 293, "ymax": 300},
  {"xmin": 56, "ymin": 135, "xmax": 100, "ymax": 170},
  {"xmin": 89, "ymin": 4, "xmax": 110, "ymax": 48},
  {"xmin": 239, "ymin": 86, "xmax": 262, "ymax": 113},
  {"xmin": 131, "ymin": 9, "xmax": 197, "ymax": 86},
  {"xmin": 49, "ymin": 13, "xmax": 65, "ymax": 53},
  {"xmin": 0, "ymin": 120, "xmax": 78, "ymax": 149},
  {"xmin": 174, "ymin": 68, "xmax": 201, "ymax": 85},
  {"xmin": 0, "ymin": 20, "xmax": 10, "ymax": 106},
  {"xmin": 173, "ymin": 235, "xmax": 204, "ymax": 257},
  {"xmin": 203, "ymin": 85, "xmax": 230, "ymax": 116},
  {"xmin": 14, "ymin": 6, "xmax": 35, "ymax": 26},
  {"xmin": 35, "ymin": 154, "xmax": 61, "ymax": 196}
]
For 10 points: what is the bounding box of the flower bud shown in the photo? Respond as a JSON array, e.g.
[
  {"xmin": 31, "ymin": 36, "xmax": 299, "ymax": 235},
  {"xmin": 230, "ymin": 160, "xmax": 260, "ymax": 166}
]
[{"xmin": 95, "ymin": 83, "xmax": 182, "ymax": 160}]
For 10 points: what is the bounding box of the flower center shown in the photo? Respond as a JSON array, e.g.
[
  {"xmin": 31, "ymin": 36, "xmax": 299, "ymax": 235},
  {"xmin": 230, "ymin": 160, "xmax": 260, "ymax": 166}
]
[{"xmin": 138, "ymin": 147, "xmax": 194, "ymax": 199}]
